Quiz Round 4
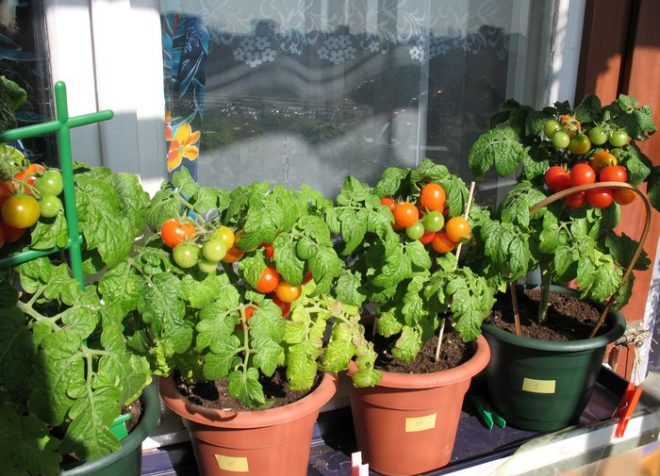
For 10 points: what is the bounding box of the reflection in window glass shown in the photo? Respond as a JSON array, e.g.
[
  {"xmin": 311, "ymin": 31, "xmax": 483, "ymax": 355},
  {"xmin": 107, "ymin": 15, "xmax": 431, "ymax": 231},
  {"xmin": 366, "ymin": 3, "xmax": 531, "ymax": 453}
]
[
  {"xmin": 161, "ymin": 0, "xmax": 555, "ymax": 199},
  {"xmin": 0, "ymin": 0, "xmax": 54, "ymax": 162}
]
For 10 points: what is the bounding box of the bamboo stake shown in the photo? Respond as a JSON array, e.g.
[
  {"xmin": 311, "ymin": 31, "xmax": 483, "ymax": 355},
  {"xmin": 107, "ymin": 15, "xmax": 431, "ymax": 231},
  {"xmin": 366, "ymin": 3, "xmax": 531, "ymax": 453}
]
[
  {"xmin": 510, "ymin": 281, "xmax": 522, "ymax": 336},
  {"xmin": 434, "ymin": 318, "xmax": 447, "ymax": 362},
  {"xmin": 435, "ymin": 181, "xmax": 476, "ymax": 362}
]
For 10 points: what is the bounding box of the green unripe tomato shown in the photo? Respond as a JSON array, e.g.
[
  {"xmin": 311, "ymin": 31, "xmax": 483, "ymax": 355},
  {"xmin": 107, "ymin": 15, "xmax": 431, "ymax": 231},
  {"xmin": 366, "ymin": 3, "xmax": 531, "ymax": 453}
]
[
  {"xmin": 544, "ymin": 119, "xmax": 561, "ymax": 138},
  {"xmin": 36, "ymin": 170, "xmax": 64, "ymax": 196},
  {"xmin": 568, "ymin": 133, "xmax": 591, "ymax": 155},
  {"xmin": 202, "ymin": 238, "xmax": 228, "ymax": 262},
  {"xmin": 198, "ymin": 258, "xmax": 218, "ymax": 274},
  {"xmin": 172, "ymin": 243, "xmax": 200, "ymax": 268},
  {"xmin": 405, "ymin": 221, "xmax": 425, "ymax": 240},
  {"xmin": 551, "ymin": 130, "xmax": 570, "ymax": 149},
  {"xmin": 609, "ymin": 129, "xmax": 629, "ymax": 147},
  {"xmin": 588, "ymin": 126, "xmax": 608, "ymax": 145},
  {"xmin": 422, "ymin": 210, "xmax": 445, "ymax": 232},
  {"xmin": 39, "ymin": 194, "xmax": 62, "ymax": 218}
]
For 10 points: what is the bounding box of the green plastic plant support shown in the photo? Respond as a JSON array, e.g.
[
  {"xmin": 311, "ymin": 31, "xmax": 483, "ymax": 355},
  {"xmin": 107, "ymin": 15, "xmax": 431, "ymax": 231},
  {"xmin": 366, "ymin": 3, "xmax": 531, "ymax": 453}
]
[
  {"xmin": 0, "ymin": 81, "xmax": 113, "ymax": 287},
  {"xmin": 109, "ymin": 412, "xmax": 132, "ymax": 441}
]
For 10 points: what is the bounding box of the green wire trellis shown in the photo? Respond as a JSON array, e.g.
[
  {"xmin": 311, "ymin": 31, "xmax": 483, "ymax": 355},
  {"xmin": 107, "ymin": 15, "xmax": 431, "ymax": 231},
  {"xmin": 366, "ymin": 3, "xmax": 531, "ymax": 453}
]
[{"xmin": 0, "ymin": 81, "xmax": 113, "ymax": 287}]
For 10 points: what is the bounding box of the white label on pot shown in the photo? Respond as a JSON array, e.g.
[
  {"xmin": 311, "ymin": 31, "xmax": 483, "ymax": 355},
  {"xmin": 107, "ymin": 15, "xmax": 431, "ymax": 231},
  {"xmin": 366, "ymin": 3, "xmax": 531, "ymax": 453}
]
[
  {"xmin": 522, "ymin": 377, "xmax": 556, "ymax": 394},
  {"xmin": 215, "ymin": 454, "xmax": 249, "ymax": 472},
  {"xmin": 405, "ymin": 413, "xmax": 437, "ymax": 432}
]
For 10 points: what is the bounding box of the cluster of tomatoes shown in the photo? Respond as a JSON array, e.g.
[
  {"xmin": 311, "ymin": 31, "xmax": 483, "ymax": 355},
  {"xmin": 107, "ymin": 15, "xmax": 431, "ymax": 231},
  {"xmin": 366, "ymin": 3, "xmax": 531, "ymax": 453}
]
[
  {"xmin": 544, "ymin": 115, "xmax": 630, "ymax": 155},
  {"xmin": 159, "ymin": 218, "xmax": 308, "ymax": 317},
  {"xmin": 0, "ymin": 163, "xmax": 64, "ymax": 249},
  {"xmin": 542, "ymin": 117, "xmax": 635, "ymax": 209},
  {"xmin": 380, "ymin": 182, "xmax": 471, "ymax": 254}
]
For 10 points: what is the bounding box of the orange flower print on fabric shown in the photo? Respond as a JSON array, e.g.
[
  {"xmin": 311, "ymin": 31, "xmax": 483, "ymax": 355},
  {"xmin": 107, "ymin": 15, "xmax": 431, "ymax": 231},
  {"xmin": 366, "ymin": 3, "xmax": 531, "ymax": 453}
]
[
  {"xmin": 165, "ymin": 112, "xmax": 173, "ymax": 141},
  {"xmin": 167, "ymin": 122, "xmax": 201, "ymax": 172}
]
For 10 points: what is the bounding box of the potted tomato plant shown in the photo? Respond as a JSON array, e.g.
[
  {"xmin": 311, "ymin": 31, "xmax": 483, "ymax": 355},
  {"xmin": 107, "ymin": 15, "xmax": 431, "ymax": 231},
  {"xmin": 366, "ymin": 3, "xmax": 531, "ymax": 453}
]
[
  {"xmin": 467, "ymin": 94, "xmax": 658, "ymax": 430},
  {"xmin": 328, "ymin": 159, "xmax": 494, "ymax": 476},
  {"xmin": 127, "ymin": 169, "xmax": 377, "ymax": 476},
  {"xmin": 0, "ymin": 156, "xmax": 159, "ymax": 476}
]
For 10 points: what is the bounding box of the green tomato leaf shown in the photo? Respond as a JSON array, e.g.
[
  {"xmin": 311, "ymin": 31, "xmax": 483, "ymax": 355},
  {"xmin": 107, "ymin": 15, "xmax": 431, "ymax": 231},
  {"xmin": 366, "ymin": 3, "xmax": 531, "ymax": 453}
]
[
  {"xmin": 146, "ymin": 189, "xmax": 183, "ymax": 231},
  {"xmin": 335, "ymin": 270, "xmax": 366, "ymax": 307},
  {"xmin": 375, "ymin": 167, "xmax": 408, "ymax": 197},
  {"xmin": 285, "ymin": 343, "xmax": 318, "ymax": 391},
  {"xmin": 0, "ymin": 306, "xmax": 34, "ymax": 392},
  {"xmin": 468, "ymin": 126, "xmax": 528, "ymax": 179},
  {"xmin": 203, "ymin": 336, "xmax": 240, "ymax": 381},
  {"xmin": 392, "ymin": 326, "xmax": 421, "ymax": 363},
  {"xmin": 181, "ymin": 273, "xmax": 224, "ymax": 309},
  {"xmin": 252, "ymin": 336, "xmax": 284, "ymax": 378}
]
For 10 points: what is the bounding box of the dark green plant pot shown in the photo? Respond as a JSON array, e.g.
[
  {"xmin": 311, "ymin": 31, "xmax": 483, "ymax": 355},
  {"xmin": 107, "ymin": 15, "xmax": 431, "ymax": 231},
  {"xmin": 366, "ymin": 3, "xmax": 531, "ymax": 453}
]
[
  {"xmin": 482, "ymin": 286, "xmax": 626, "ymax": 431},
  {"xmin": 60, "ymin": 385, "xmax": 160, "ymax": 476}
]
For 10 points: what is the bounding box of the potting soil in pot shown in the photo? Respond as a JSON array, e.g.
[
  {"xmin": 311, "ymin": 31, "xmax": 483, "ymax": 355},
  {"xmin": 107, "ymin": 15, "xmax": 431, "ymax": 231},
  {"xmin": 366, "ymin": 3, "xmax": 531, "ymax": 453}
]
[
  {"xmin": 373, "ymin": 329, "xmax": 475, "ymax": 373},
  {"xmin": 173, "ymin": 368, "xmax": 322, "ymax": 411},
  {"xmin": 487, "ymin": 288, "xmax": 610, "ymax": 340}
]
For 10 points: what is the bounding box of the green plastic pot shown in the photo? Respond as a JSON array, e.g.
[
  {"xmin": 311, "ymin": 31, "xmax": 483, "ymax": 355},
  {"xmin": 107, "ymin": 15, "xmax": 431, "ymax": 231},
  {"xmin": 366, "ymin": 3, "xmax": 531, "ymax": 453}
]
[
  {"xmin": 60, "ymin": 384, "xmax": 160, "ymax": 476},
  {"xmin": 482, "ymin": 286, "xmax": 626, "ymax": 431}
]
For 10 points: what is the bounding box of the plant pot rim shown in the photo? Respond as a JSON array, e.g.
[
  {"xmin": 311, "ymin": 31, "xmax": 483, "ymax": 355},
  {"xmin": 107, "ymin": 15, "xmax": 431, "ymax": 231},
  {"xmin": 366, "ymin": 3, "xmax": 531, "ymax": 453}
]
[
  {"xmin": 60, "ymin": 383, "xmax": 160, "ymax": 475},
  {"xmin": 482, "ymin": 285, "xmax": 626, "ymax": 352},
  {"xmin": 159, "ymin": 372, "xmax": 336, "ymax": 429},
  {"xmin": 349, "ymin": 335, "xmax": 490, "ymax": 389}
]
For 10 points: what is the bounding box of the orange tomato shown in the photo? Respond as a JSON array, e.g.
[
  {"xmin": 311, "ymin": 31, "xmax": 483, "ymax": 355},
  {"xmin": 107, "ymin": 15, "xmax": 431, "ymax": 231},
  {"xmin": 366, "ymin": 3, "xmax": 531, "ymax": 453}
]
[
  {"xmin": 393, "ymin": 202, "xmax": 419, "ymax": 229},
  {"xmin": 431, "ymin": 232, "xmax": 456, "ymax": 254},
  {"xmin": 445, "ymin": 217, "xmax": 471, "ymax": 243},
  {"xmin": 419, "ymin": 183, "xmax": 446, "ymax": 211}
]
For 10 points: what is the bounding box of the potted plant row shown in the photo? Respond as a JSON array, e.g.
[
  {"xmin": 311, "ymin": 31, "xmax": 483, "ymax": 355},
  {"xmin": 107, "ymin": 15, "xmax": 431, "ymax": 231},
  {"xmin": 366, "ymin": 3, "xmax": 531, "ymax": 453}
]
[
  {"xmin": 467, "ymin": 94, "xmax": 659, "ymax": 430},
  {"xmin": 0, "ymin": 152, "xmax": 160, "ymax": 474}
]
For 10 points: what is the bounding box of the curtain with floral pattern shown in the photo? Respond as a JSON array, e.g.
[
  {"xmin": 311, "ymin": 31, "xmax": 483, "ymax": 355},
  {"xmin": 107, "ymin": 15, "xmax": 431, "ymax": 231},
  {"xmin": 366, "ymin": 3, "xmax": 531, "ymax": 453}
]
[{"xmin": 160, "ymin": 1, "xmax": 546, "ymax": 196}]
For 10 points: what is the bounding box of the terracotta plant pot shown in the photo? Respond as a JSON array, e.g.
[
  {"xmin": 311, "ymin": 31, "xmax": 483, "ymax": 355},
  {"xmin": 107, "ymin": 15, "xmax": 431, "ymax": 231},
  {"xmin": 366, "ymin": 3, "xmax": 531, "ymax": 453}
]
[
  {"xmin": 482, "ymin": 286, "xmax": 626, "ymax": 431},
  {"xmin": 348, "ymin": 335, "xmax": 490, "ymax": 476},
  {"xmin": 60, "ymin": 384, "xmax": 160, "ymax": 476},
  {"xmin": 160, "ymin": 373, "xmax": 336, "ymax": 476}
]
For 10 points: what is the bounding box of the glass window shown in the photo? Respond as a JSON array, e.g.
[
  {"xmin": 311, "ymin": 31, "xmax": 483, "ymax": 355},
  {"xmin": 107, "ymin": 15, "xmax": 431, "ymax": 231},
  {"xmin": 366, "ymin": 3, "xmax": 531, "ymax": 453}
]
[
  {"xmin": 160, "ymin": 0, "xmax": 557, "ymax": 200},
  {"xmin": 0, "ymin": 0, "xmax": 54, "ymax": 162}
]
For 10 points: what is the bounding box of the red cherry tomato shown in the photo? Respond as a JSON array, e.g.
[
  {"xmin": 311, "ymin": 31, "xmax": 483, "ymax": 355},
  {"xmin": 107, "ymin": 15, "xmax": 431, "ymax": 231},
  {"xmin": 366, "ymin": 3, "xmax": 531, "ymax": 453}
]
[
  {"xmin": 570, "ymin": 163, "xmax": 596, "ymax": 187},
  {"xmin": 302, "ymin": 271, "xmax": 314, "ymax": 284},
  {"xmin": 586, "ymin": 188, "xmax": 614, "ymax": 208},
  {"xmin": 2, "ymin": 222, "xmax": 26, "ymax": 242},
  {"xmin": 272, "ymin": 295, "xmax": 291, "ymax": 318},
  {"xmin": 563, "ymin": 191, "xmax": 586, "ymax": 209},
  {"xmin": 160, "ymin": 218, "xmax": 196, "ymax": 248},
  {"xmin": 255, "ymin": 266, "xmax": 280, "ymax": 294},
  {"xmin": 263, "ymin": 242, "xmax": 275, "ymax": 260},
  {"xmin": 380, "ymin": 197, "xmax": 396, "ymax": 212},
  {"xmin": 544, "ymin": 166, "xmax": 571, "ymax": 192},
  {"xmin": 431, "ymin": 232, "xmax": 456, "ymax": 254},
  {"xmin": 599, "ymin": 165, "xmax": 628, "ymax": 183},
  {"xmin": 613, "ymin": 188, "xmax": 636, "ymax": 205},
  {"xmin": 419, "ymin": 230, "xmax": 435, "ymax": 245}
]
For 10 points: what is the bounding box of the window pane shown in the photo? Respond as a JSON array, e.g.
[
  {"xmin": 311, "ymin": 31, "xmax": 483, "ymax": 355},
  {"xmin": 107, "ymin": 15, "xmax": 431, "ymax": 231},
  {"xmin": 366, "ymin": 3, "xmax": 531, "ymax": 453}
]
[
  {"xmin": 161, "ymin": 0, "xmax": 556, "ymax": 199},
  {"xmin": 0, "ymin": 0, "xmax": 54, "ymax": 162}
]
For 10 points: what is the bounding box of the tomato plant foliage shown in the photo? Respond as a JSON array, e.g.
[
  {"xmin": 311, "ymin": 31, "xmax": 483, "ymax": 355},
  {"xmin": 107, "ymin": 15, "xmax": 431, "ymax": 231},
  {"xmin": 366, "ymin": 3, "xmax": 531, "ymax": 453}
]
[
  {"xmin": 127, "ymin": 169, "xmax": 380, "ymax": 409},
  {"xmin": 329, "ymin": 160, "xmax": 495, "ymax": 364},
  {"xmin": 466, "ymin": 94, "xmax": 657, "ymax": 322}
]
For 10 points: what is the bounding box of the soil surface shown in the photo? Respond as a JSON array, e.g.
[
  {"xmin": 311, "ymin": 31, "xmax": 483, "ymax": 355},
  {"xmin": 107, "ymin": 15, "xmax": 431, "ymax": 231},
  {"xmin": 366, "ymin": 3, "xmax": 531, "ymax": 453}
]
[
  {"xmin": 373, "ymin": 328, "xmax": 475, "ymax": 374},
  {"xmin": 124, "ymin": 398, "xmax": 142, "ymax": 433},
  {"xmin": 173, "ymin": 368, "xmax": 320, "ymax": 412},
  {"xmin": 486, "ymin": 288, "xmax": 610, "ymax": 341}
]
